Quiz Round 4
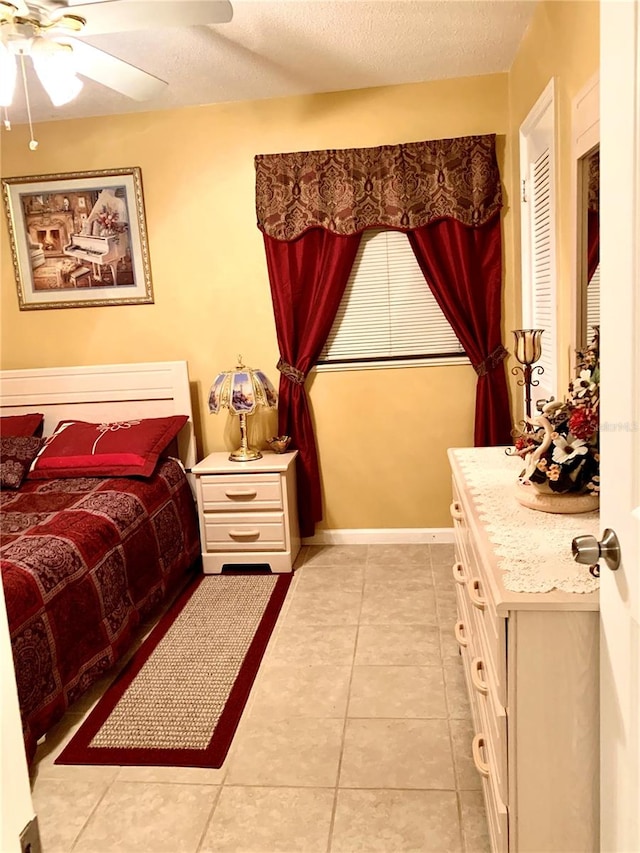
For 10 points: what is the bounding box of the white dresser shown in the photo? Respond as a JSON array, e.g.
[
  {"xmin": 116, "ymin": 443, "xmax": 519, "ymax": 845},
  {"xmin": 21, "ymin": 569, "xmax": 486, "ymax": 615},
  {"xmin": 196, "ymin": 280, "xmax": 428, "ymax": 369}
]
[
  {"xmin": 192, "ymin": 450, "xmax": 300, "ymax": 573},
  {"xmin": 448, "ymin": 447, "xmax": 599, "ymax": 853}
]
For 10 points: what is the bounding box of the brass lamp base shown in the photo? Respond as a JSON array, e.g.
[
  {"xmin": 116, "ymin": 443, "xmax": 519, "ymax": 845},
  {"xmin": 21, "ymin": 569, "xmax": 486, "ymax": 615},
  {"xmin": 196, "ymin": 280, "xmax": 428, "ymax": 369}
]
[
  {"xmin": 229, "ymin": 447, "xmax": 262, "ymax": 462},
  {"xmin": 228, "ymin": 412, "xmax": 262, "ymax": 462}
]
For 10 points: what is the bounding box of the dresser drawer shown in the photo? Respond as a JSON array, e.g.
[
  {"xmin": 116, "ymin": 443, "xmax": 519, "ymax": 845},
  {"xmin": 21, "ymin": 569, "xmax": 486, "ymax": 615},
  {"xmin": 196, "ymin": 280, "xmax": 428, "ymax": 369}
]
[
  {"xmin": 471, "ymin": 725, "xmax": 508, "ymax": 853},
  {"xmin": 453, "ymin": 559, "xmax": 476, "ymax": 655},
  {"xmin": 471, "ymin": 655, "xmax": 508, "ymax": 804},
  {"xmin": 451, "ymin": 482, "xmax": 473, "ymax": 564},
  {"xmin": 479, "ymin": 758, "xmax": 509, "ymax": 853},
  {"xmin": 203, "ymin": 512, "xmax": 286, "ymax": 551},
  {"xmin": 200, "ymin": 473, "xmax": 283, "ymax": 511},
  {"xmin": 460, "ymin": 617, "xmax": 508, "ymax": 806},
  {"xmin": 451, "ymin": 480, "xmax": 507, "ymax": 707},
  {"xmin": 458, "ymin": 625, "xmax": 481, "ymax": 734},
  {"xmin": 465, "ymin": 563, "xmax": 507, "ymax": 708}
]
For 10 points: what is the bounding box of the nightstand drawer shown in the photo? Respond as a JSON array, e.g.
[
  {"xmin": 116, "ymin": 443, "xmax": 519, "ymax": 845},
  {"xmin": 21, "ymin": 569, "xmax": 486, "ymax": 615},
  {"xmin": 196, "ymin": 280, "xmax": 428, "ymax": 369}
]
[
  {"xmin": 200, "ymin": 473, "xmax": 282, "ymax": 511},
  {"xmin": 203, "ymin": 512, "xmax": 286, "ymax": 551}
]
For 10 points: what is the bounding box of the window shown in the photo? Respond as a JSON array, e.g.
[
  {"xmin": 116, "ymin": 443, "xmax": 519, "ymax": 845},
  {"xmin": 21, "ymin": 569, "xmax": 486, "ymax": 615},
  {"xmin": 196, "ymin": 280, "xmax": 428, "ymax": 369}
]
[
  {"xmin": 317, "ymin": 229, "xmax": 467, "ymax": 370},
  {"xmin": 519, "ymin": 78, "xmax": 557, "ymax": 402}
]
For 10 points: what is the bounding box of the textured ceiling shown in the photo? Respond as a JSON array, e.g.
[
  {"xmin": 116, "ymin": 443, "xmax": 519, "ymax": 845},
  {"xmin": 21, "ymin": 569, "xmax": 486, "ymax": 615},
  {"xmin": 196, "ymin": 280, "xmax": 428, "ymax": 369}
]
[{"xmin": 4, "ymin": 0, "xmax": 537, "ymax": 127}]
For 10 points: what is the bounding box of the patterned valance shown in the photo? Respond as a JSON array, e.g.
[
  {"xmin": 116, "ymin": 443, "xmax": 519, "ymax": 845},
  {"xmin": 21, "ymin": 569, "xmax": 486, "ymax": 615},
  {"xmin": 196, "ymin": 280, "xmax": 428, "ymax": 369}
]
[{"xmin": 255, "ymin": 134, "xmax": 502, "ymax": 241}]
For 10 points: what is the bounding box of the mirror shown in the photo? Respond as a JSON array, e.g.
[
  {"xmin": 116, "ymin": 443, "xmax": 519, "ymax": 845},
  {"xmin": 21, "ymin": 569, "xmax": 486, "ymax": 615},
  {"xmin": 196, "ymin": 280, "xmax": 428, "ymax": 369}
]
[
  {"xmin": 578, "ymin": 146, "xmax": 600, "ymax": 346},
  {"xmin": 573, "ymin": 74, "xmax": 599, "ymax": 350}
]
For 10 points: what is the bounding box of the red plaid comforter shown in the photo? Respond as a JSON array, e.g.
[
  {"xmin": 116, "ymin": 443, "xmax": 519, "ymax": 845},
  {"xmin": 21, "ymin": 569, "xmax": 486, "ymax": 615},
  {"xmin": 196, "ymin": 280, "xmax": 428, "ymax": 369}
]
[{"xmin": 0, "ymin": 458, "xmax": 201, "ymax": 762}]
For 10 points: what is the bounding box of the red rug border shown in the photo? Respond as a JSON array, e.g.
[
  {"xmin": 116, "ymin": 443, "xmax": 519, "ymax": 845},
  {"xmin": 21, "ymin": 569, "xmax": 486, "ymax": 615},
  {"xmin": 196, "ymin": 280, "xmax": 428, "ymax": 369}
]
[{"xmin": 55, "ymin": 571, "xmax": 293, "ymax": 768}]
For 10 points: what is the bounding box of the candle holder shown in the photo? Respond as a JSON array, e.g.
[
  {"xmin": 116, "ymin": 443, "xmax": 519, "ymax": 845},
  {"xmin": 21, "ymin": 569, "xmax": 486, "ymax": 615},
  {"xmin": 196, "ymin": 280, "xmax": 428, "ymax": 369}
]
[{"xmin": 511, "ymin": 329, "xmax": 544, "ymax": 425}]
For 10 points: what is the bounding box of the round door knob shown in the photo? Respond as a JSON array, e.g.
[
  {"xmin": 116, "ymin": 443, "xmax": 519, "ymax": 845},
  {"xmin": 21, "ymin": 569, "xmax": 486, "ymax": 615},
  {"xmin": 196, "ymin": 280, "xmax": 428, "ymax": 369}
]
[
  {"xmin": 571, "ymin": 535, "xmax": 601, "ymax": 565},
  {"xmin": 571, "ymin": 528, "xmax": 621, "ymax": 571}
]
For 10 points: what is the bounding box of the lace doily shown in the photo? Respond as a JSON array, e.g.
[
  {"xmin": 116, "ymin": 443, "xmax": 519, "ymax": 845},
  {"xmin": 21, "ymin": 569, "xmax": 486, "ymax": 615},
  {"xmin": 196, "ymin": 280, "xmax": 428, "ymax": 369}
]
[{"xmin": 452, "ymin": 447, "xmax": 600, "ymax": 594}]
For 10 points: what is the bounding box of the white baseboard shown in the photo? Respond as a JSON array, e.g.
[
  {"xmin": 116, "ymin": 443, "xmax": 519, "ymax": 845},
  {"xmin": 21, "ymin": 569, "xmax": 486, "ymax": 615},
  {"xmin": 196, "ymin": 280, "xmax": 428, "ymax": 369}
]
[{"xmin": 302, "ymin": 528, "xmax": 455, "ymax": 546}]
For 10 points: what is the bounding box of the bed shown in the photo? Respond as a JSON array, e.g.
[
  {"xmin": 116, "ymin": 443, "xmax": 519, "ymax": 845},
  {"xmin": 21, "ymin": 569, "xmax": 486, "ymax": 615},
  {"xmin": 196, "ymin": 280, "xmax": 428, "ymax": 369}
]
[{"xmin": 0, "ymin": 361, "xmax": 201, "ymax": 762}]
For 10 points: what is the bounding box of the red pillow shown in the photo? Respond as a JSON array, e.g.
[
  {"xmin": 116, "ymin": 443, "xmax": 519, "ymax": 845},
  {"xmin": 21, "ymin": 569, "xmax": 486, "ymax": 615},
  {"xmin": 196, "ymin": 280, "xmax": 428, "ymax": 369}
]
[
  {"xmin": 0, "ymin": 436, "xmax": 45, "ymax": 489},
  {"xmin": 0, "ymin": 413, "xmax": 44, "ymax": 437},
  {"xmin": 28, "ymin": 416, "xmax": 188, "ymax": 480}
]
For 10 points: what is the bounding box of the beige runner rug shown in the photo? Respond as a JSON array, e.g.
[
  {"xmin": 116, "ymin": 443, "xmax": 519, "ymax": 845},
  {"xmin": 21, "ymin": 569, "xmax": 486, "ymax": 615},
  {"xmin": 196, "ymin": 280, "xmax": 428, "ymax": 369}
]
[{"xmin": 56, "ymin": 573, "xmax": 292, "ymax": 767}]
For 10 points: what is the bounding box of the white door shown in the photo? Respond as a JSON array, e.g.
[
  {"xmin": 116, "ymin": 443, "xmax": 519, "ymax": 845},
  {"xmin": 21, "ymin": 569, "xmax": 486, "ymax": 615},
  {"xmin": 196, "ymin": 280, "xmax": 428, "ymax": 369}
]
[
  {"xmin": 0, "ymin": 580, "xmax": 37, "ymax": 853},
  {"xmin": 600, "ymin": 3, "xmax": 640, "ymax": 850}
]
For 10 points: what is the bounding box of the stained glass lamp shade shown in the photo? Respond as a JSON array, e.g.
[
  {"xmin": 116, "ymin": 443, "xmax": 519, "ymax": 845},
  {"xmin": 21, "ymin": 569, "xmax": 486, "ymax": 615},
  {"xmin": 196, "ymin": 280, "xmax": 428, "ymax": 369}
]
[{"xmin": 208, "ymin": 357, "xmax": 278, "ymax": 461}]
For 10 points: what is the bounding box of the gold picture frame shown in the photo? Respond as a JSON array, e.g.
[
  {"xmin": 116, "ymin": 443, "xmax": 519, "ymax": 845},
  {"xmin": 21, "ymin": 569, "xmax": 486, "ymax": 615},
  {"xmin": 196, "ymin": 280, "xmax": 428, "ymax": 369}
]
[{"xmin": 2, "ymin": 167, "xmax": 153, "ymax": 310}]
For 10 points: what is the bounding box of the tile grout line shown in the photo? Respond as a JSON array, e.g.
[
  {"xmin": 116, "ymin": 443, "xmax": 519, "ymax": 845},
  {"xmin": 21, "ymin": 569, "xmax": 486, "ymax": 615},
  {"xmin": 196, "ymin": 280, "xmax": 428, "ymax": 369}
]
[
  {"xmin": 193, "ymin": 783, "xmax": 224, "ymax": 853},
  {"xmin": 326, "ymin": 553, "xmax": 366, "ymax": 853},
  {"xmin": 436, "ymin": 559, "xmax": 473, "ymax": 853},
  {"xmin": 68, "ymin": 774, "xmax": 115, "ymax": 852},
  {"xmin": 434, "ymin": 547, "xmax": 469, "ymax": 853}
]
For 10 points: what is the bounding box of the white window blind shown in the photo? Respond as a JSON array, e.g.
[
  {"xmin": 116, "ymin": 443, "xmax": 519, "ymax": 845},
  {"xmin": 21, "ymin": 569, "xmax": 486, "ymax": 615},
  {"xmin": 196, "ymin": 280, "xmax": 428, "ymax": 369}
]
[
  {"xmin": 318, "ymin": 229, "xmax": 465, "ymax": 368},
  {"xmin": 520, "ymin": 79, "xmax": 557, "ymax": 402},
  {"xmin": 586, "ymin": 263, "xmax": 600, "ymax": 333}
]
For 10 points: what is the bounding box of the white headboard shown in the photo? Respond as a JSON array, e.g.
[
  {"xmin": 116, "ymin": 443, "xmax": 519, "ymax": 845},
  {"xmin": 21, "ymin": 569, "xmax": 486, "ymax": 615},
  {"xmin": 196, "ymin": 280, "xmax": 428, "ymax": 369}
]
[{"xmin": 0, "ymin": 360, "xmax": 197, "ymax": 470}]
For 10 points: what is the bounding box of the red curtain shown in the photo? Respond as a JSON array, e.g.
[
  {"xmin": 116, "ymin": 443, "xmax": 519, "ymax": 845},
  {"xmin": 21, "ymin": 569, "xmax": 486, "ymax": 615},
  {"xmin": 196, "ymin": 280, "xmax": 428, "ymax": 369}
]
[
  {"xmin": 257, "ymin": 136, "xmax": 508, "ymax": 534},
  {"xmin": 407, "ymin": 215, "xmax": 512, "ymax": 446},
  {"xmin": 587, "ymin": 210, "xmax": 600, "ymax": 283},
  {"xmin": 263, "ymin": 228, "xmax": 362, "ymax": 537}
]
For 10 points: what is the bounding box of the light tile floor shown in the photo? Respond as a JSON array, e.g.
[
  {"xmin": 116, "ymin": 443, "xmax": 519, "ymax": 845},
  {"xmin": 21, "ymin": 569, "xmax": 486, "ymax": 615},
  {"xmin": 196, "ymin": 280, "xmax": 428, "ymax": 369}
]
[{"xmin": 30, "ymin": 543, "xmax": 490, "ymax": 853}]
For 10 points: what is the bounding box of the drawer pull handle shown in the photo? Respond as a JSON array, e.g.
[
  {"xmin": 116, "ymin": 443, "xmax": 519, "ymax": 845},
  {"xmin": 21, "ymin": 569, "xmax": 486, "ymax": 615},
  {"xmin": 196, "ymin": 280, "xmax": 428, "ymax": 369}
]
[
  {"xmin": 225, "ymin": 489, "xmax": 258, "ymax": 499},
  {"xmin": 454, "ymin": 621, "xmax": 468, "ymax": 648},
  {"xmin": 468, "ymin": 578, "xmax": 486, "ymax": 611},
  {"xmin": 472, "ymin": 734, "xmax": 491, "ymax": 777},
  {"xmin": 450, "ymin": 500, "xmax": 464, "ymax": 521},
  {"xmin": 471, "ymin": 657, "xmax": 489, "ymax": 695},
  {"xmin": 229, "ymin": 529, "xmax": 260, "ymax": 539},
  {"xmin": 452, "ymin": 561, "xmax": 467, "ymax": 585}
]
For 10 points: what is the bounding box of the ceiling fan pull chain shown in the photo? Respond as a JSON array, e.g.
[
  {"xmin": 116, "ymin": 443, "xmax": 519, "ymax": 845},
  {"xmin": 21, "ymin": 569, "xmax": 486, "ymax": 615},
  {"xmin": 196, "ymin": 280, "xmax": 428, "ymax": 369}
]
[{"xmin": 18, "ymin": 51, "xmax": 38, "ymax": 151}]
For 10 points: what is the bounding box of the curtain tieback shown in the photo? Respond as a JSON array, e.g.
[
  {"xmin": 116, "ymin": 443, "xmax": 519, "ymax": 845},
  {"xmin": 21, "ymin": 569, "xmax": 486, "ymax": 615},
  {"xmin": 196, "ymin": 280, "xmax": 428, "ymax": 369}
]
[
  {"xmin": 277, "ymin": 358, "xmax": 306, "ymax": 385},
  {"xmin": 473, "ymin": 344, "xmax": 508, "ymax": 377}
]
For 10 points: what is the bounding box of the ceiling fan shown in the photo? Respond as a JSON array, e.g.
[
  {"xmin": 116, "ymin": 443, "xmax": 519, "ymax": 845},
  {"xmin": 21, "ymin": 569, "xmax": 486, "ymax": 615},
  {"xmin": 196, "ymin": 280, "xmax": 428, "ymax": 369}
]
[{"xmin": 0, "ymin": 0, "xmax": 233, "ymax": 146}]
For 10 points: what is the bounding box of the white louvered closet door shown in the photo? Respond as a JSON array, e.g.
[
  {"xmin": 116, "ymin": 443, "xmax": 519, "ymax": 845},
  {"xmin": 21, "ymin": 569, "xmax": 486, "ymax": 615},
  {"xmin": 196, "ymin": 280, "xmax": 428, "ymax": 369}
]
[
  {"xmin": 520, "ymin": 79, "xmax": 557, "ymax": 404},
  {"xmin": 529, "ymin": 147, "xmax": 556, "ymax": 398}
]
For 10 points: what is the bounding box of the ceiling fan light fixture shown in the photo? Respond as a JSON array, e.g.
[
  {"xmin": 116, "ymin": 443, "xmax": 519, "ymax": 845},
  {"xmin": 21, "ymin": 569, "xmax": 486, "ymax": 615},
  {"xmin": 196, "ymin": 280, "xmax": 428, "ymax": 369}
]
[
  {"xmin": 0, "ymin": 39, "xmax": 17, "ymax": 106},
  {"xmin": 39, "ymin": 67, "xmax": 82, "ymax": 105},
  {"xmin": 31, "ymin": 38, "xmax": 82, "ymax": 105}
]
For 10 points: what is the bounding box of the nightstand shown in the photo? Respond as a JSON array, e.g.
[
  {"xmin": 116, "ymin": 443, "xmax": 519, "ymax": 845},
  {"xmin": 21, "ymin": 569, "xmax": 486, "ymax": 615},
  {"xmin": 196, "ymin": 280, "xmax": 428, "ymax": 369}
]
[{"xmin": 192, "ymin": 450, "xmax": 300, "ymax": 574}]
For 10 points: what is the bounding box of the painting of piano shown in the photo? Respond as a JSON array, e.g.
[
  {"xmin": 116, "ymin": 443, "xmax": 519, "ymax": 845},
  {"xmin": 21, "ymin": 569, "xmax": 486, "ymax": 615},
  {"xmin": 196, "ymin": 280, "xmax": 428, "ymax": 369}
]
[{"xmin": 2, "ymin": 168, "xmax": 154, "ymax": 310}]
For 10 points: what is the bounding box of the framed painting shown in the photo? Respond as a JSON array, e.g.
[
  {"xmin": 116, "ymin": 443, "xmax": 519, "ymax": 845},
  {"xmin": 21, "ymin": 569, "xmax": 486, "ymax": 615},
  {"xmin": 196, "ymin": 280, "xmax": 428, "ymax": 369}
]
[{"xmin": 1, "ymin": 167, "xmax": 154, "ymax": 310}]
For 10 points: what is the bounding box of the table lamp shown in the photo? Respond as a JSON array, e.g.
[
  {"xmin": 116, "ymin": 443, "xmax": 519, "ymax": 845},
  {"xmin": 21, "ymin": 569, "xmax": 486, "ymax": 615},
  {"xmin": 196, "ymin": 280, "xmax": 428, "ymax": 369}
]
[{"xmin": 208, "ymin": 357, "xmax": 278, "ymax": 461}]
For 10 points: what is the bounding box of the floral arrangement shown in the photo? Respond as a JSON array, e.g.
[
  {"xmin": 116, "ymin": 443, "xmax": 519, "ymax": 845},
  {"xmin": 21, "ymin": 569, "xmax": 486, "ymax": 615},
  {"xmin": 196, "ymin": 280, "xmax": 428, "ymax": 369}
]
[
  {"xmin": 512, "ymin": 328, "xmax": 600, "ymax": 496},
  {"xmin": 96, "ymin": 205, "xmax": 127, "ymax": 234}
]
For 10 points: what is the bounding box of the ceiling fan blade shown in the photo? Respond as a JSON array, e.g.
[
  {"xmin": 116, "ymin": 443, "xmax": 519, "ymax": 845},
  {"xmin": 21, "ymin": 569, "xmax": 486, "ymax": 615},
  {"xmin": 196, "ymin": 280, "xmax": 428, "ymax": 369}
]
[
  {"xmin": 56, "ymin": 1, "xmax": 233, "ymax": 35},
  {"xmin": 65, "ymin": 37, "xmax": 167, "ymax": 100}
]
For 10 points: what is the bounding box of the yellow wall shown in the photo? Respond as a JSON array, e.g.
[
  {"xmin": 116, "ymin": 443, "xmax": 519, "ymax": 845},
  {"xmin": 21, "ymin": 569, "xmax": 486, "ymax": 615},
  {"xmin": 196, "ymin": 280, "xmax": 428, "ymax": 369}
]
[
  {"xmin": 1, "ymin": 74, "xmax": 507, "ymax": 530},
  {"xmin": 0, "ymin": 0, "xmax": 599, "ymax": 532},
  {"xmin": 507, "ymin": 0, "xmax": 600, "ymax": 399}
]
